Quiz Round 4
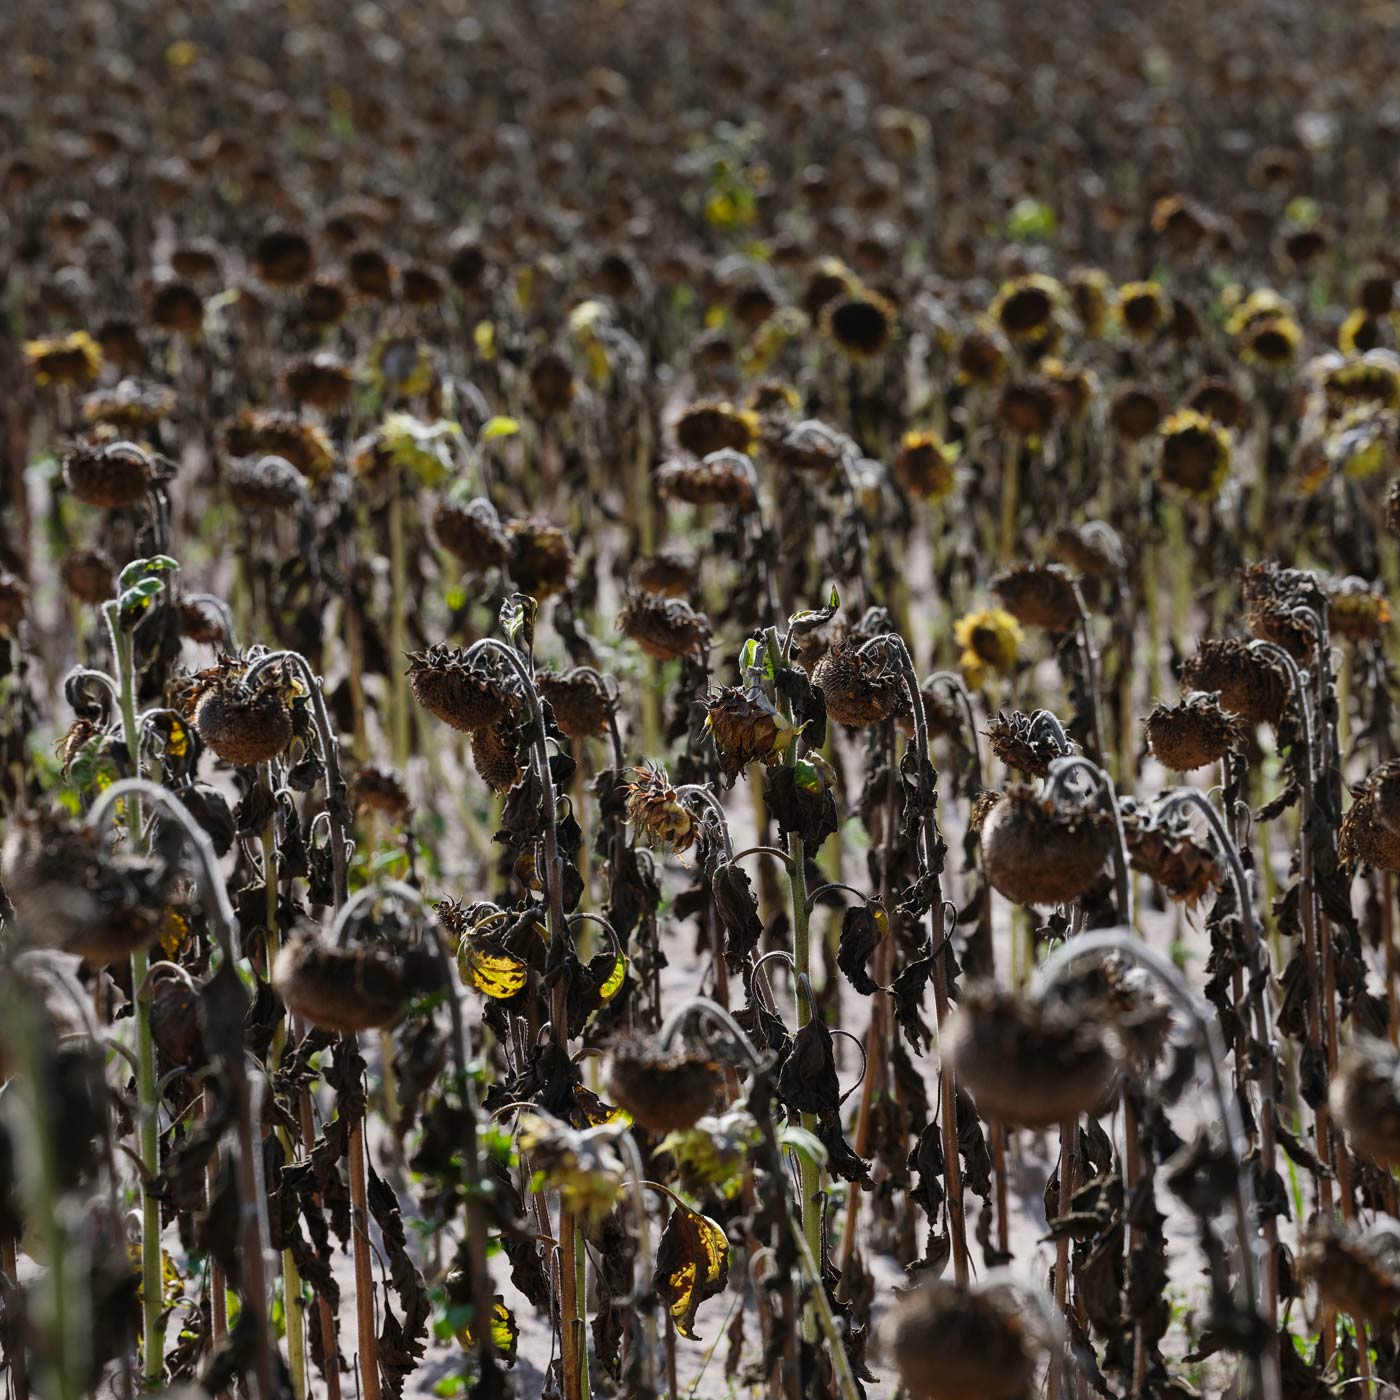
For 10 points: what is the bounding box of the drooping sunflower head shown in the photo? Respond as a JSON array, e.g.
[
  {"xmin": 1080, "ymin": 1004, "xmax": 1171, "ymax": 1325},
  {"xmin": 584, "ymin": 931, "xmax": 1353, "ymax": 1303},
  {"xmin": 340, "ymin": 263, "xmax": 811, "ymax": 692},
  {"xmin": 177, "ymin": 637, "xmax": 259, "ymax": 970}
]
[
  {"xmin": 1157, "ymin": 409, "xmax": 1232, "ymax": 502},
  {"xmin": 893, "ymin": 430, "xmax": 958, "ymax": 501},
  {"xmin": 81, "ymin": 379, "xmax": 175, "ymax": 430},
  {"xmin": 675, "ymin": 399, "xmax": 758, "ymax": 458},
  {"xmin": 1327, "ymin": 576, "xmax": 1392, "ymax": 644},
  {"xmin": 990, "ymin": 564, "xmax": 1080, "ymax": 633},
  {"xmin": 1116, "ymin": 280, "xmax": 1171, "ymax": 341},
  {"xmin": 954, "ymin": 325, "xmax": 1009, "ymax": 388},
  {"xmin": 624, "ymin": 762, "xmax": 697, "ymax": 852},
  {"xmin": 25, "ymin": 330, "xmax": 103, "ymax": 388},
  {"xmin": 989, "ymin": 273, "xmax": 1063, "ymax": 346},
  {"xmin": 1144, "ymin": 693, "xmax": 1245, "ymax": 773},
  {"xmin": 1109, "ymin": 385, "xmax": 1165, "ymax": 443},
  {"xmin": 954, "ymin": 608, "xmax": 1023, "ymax": 689},
  {"xmin": 616, "ymin": 591, "xmax": 710, "ymax": 660},
  {"xmin": 704, "ymin": 685, "xmax": 798, "ymax": 779},
  {"xmin": 1042, "ymin": 359, "xmax": 1097, "ymax": 420},
  {"xmin": 1066, "ymin": 266, "xmax": 1114, "ymax": 338},
  {"xmin": 820, "ymin": 286, "xmax": 898, "ymax": 359},
  {"xmin": 997, "ymin": 377, "xmax": 1060, "ymax": 441}
]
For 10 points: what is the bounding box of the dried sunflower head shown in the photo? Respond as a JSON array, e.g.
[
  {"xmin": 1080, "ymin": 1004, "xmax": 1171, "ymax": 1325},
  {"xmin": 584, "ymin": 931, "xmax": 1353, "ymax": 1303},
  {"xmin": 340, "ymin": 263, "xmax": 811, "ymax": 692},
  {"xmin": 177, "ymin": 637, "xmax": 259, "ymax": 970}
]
[
  {"xmin": 655, "ymin": 450, "xmax": 758, "ymax": 509},
  {"xmin": 1120, "ymin": 801, "xmax": 1223, "ymax": 908},
  {"xmin": 1145, "ymin": 693, "xmax": 1244, "ymax": 773},
  {"xmin": 507, "ymin": 518, "xmax": 574, "ymax": 599},
  {"xmin": 61, "ymin": 548, "xmax": 115, "ymax": 605},
  {"xmin": 1339, "ymin": 773, "xmax": 1400, "ymax": 874},
  {"xmin": 182, "ymin": 655, "xmax": 295, "ymax": 767},
  {"xmin": 536, "ymin": 667, "xmax": 611, "ymax": 742},
  {"xmin": 407, "ymin": 644, "xmax": 516, "ymax": 734},
  {"xmin": 272, "ymin": 932, "xmax": 414, "ymax": 1034},
  {"xmin": 981, "ymin": 784, "xmax": 1112, "ymax": 907},
  {"xmin": 811, "ymin": 637, "xmax": 906, "ymax": 728},
  {"xmin": 606, "ymin": 1037, "xmax": 724, "ymax": 1134},
  {"xmin": 1157, "ymin": 410, "xmax": 1232, "ymax": 502},
  {"xmin": 991, "ymin": 563, "xmax": 1080, "ymax": 633},
  {"xmin": 1180, "ymin": 638, "xmax": 1289, "ymax": 728},
  {"xmin": 1300, "ymin": 1217, "xmax": 1400, "ymax": 1324},
  {"xmin": 989, "ymin": 273, "xmax": 1063, "ymax": 344},
  {"xmin": 629, "ymin": 550, "xmax": 700, "ymax": 598},
  {"xmin": 1331, "ymin": 1037, "xmax": 1400, "ymax": 1168},
  {"xmin": 997, "ymin": 378, "xmax": 1060, "ymax": 439},
  {"xmin": 623, "ymin": 763, "xmax": 696, "ymax": 852},
  {"xmin": 946, "ymin": 983, "xmax": 1115, "ymax": 1128},
  {"xmin": 985, "ymin": 710, "xmax": 1072, "ymax": 778},
  {"xmin": 820, "ymin": 286, "xmax": 897, "ymax": 358},
  {"xmin": 616, "ymin": 591, "xmax": 710, "ymax": 661},
  {"xmin": 226, "ymin": 455, "xmax": 307, "ymax": 514},
  {"xmin": 349, "ymin": 764, "xmax": 410, "ymax": 819},
  {"xmin": 223, "ymin": 410, "xmax": 334, "ymax": 478},
  {"xmin": 705, "ymin": 685, "xmax": 798, "ymax": 779},
  {"xmin": 894, "ymin": 430, "xmax": 958, "ymax": 501},
  {"xmin": 1109, "ymin": 385, "xmax": 1164, "ymax": 443},
  {"xmin": 471, "ymin": 720, "xmax": 523, "ymax": 793},
  {"xmin": 1242, "ymin": 562, "xmax": 1327, "ymax": 663},
  {"xmin": 1116, "ymin": 280, "xmax": 1171, "ymax": 340},
  {"xmin": 282, "ymin": 353, "xmax": 355, "ymax": 412},
  {"xmin": 25, "ymin": 330, "xmax": 103, "ymax": 387},
  {"xmin": 1049, "ymin": 521, "xmax": 1124, "ymax": 578},
  {"xmin": 433, "ymin": 496, "xmax": 511, "ymax": 571},
  {"xmin": 1326, "ymin": 576, "xmax": 1391, "ymax": 644},
  {"xmin": 1186, "ymin": 377, "xmax": 1248, "ymax": 431},
  {"xmin": 81, "ymin": 379, "xmax": 175, "ymax": 430},
  {"xmin": 63, "ymin": 439, "xmax": 154, "ymax": 509},
  {"xmin": 674, "ymin": 400, "xmax": 757, "ymax": 458}
]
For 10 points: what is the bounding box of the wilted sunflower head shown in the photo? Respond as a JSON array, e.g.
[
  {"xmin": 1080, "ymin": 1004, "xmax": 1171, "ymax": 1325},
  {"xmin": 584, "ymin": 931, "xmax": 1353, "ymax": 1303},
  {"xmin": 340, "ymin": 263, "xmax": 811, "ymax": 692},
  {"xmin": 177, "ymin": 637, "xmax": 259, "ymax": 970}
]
[
  {"xmin": 810, "ymin": 637, "xmax": 907, "ymax": 728},
  {"xmin": 1320, "ymin": 350, "xmax": 1400, "ymax": 417},
  {"xmin": 655, "ymin": 449, "xmax": 758, "ymax": 509},
  {"xmin": 616, "ymin": 591, "xmax": 710, "ymax": 660},
  {"xmin": 606, "ymin": 1037, "xmax": 724, "ymax": 1134},
  {"xmin": 252, "ymin": 227, "xmax": 314, "ymax": 286},
  {"xmin": 1180, "ymin": 638, "xmax": 1289, "ymax": 728},
  {"xmin": 1145, "ymin": 693, "xmax": 1245, "ymax": 773},
  {"xmin": 946, "ymin": 982, "xmax": 1115, "ymax": 1129},
  {"xmin": 1186, "ymin": 377, "xmax": 1248, "ymax": 431},
  {"xmin": 1042, "ymin": 359, "xmax": 1097, "ymax": 420},
  {"xmin": 980, "ymin": 784, "xmax": 1113, "ymax": 908},
  {"xmin": 984, "ymin": 710, "xmax": 1073, "ymax": 778},
  {"xmin": 1331, "ymin": 1037, "xmax": 1400, "ymax": 1169},
  {"xmin": 283, "ymin": 352, "xmax": 355, "ymax": 412},
  {"xmin": 1340, "ymin": 771, "xmax": 1400, "ymax": 875},
  {"xmin": 433, "ymin": 495, "xmax": 511, "ymax": 571},
  {"xmin": 1242, "ymin": 561, "xmax": 1326, "ymax": 663},
  {"xmin": 989, "ymin": 273, "xmax": 1063, "ymax": 346},
  {"xmin": 81, "ymin": 379, "xmax": 175, "ymax": 430},
  {"xmin": 997, "ymin": 377, "xmax": 1060, "ymax": 440},
  {"xmin": 61, "ymin": 548, "xmax": 115, "ymax": 605},
  {"xmin": 991, "ymin": 563, "xmax": 1080, "ymax": 633},
  {"xmin": 705, "ymin": 684, "xmax": 798, "ymax": 779},
  {"xmin": 954, "ymin": 608, "xmax": 1023, "ymax": 689},
  {"xmin": 1157, "ymin": 409, "xmax": 1232, "ymax": 501},
  {"xmin": 507, "ymin": 518, "xmax": 575, "ymax": 598},
  {"xmin": 226, "ymin": 455, "xmax": 307, "ymax": 514},
  {"xmin": 517, "ymin": 1113, "xmax": 627, "ymax": 1227},
  {"xmin": 471, "ymin": 720, "xmax": 524, "ymax": 793},
  {"xmin": 954, "ymin": 326, "xmax": 1008, "ymax": 388},
  {"xmin": 536, "ymin": 667, "xmax": 611, "ymax": 741},
  {"xmin": 407, "ymin": 643, "xmax": 517, "ymax": 734},
  {"xmin": 1049, "ymin": 521, "xmax": 1124, "ymax": 578},
  {"xmin": 883, "ymin": 1278, "xmax": 1039, "ymax": 1400},
  {"xmin": 799, "ymin": 256, "xmax": 859, "ymax": 322},
  {"xmin": 63, "ymin": 439, "xmax": 155, "ymax": 510},
  {"xmin": 629, "ymin": 550, "xmax": 700, "ymax": 598},
  {"xmin": 181, "ymin": 654, "xmax": 296, "ymax": 767},
  {"xmin": 1109, "ymin": 384, "xmax": 1165, "ymax": 443},
  {"xmin": 1327, "ymin": 576, "xmax": 1392, "ymax": 644},
  {"xmin": 624, "ymin": 762, "xmax": 697, "ymax": 852},
  {"xmin": 1116, "ymin": 280, "xmax": 1171, "ymax": 340},
  {"xmin": 674, "ymin": 399, "xmax": 758, "ymax": 458},
  {"xmin": 272, "ymin": 932, "xmax": 416, "ymax": 1034},
  {"xmin": 1300, "ymin": 1217, "xmax": 1400, "ymax": 1324},
  {"xmin": 528, "ymin": 350, "xmax": 576, "ymax": 416},
  {"xmin": 350, "ymin": 763, "xmax": 411, "ymax": 819},
  {"xmin": 1066, "ymin": 265, "xmax": 1114, "ymax": 338},
  {"xmin": 894, "ymin": 430, "xmax": 958, "ymax": 500},
  {"xmin": 821, "ymin": 286, "xmax": 898, "ymax": 358},
  {"xmin": 1151, "ymin": 195, "xmax": 1213, "ymax": 256},
  {"xmin": 224, "ymin": 410, "xmax": 335, "ymax": 478},
  {"xmin": 25, "ymin": 330, "xmax": 103, "ymax": 388},
  {"xmin": 1120, "ymin": 800, "xmax": 1223, "ymax": 908}
]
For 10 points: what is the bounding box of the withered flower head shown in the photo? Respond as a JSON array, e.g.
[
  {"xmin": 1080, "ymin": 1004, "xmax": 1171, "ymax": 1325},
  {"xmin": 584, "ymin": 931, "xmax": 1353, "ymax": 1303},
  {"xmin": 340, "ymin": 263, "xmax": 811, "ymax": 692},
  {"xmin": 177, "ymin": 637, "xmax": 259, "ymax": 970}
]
[
  {"xmin": 61, "ymin": 548, "xmax": 115, "ymax": 605},
  {"xmin": 1326, "ymin": 575, "xmax": 1391, "ymax": 643},
  {"xmin": 25, "ymin": 330, "xmax": 103, "ymax": 387},
  {"xmin": 536, "ymin": 667, "xmax": 611, "ymax": 741},
  {"xmin": 252, "ymin": 227, "xmax": 314, "ymax": 286},
  {"xmin": 182, "ymin": 656, "xmax": 295, "ymax": 766},
  {"xmin": 629, "ymin": 550, "xmax": 700, "ymax": 598},
  {"xmin": 529, "ymin": 350, "xmax": 575, "ymax": 416},
  {"xmin": 226, "ymin": 455, "xmax": 307, "ymax": 514},
  {"xmin": 954, "ymin": 327, "xmax": 1008, "ymax": 388},
  {"xmin": 1331, "ymin": 1038, "xmax": 1400, "ymax": 1168},
  {"xmin": 624, "ymin": 763, "xmax": 696, "ymax": 852},
  {"xmin": 1180, "ymin": 638, "xmax": 1288, "ymax": 728},
  {"xmin": 981, "ymin": 785, "xmax": 1112, "ymax": 907},
  {"xmin": 1145, "ymin": 693, "xmax": 1244, "ymax": 773},
  {"xmin": 811, "ymin": 637, "xmax": 906, "ymax": 728},
  {"xmin": 1067, "ymin": 266, "xmax": 1113, "ymax": 338},
  {"xmin": 1186, "ymin": 377, "xmax": 1248, "ymax": 431},
  {"xmin": 1120, "ymin": 801, "xmax": 1223, "ymax": 908},
  {"xmin": 81, "ymin": 379, "xmax": 175, "ymax": 430},
  {"xmin": 1339, "ymin": 770, "xmax": 1400, "ymax": 875},
  {"xmin": 655, "ymin": 450, "xmax": 757, "ymax": 509},
  {"xmin": 272, "ymin": 933, "xmax": 412, "ymax": 1034},
  {"xmin": 407, "ymin": 644, "xmax": 516, "ymax": 734},
  {"xmin": 223, "ymin": 410, "xmax": 335, "ymax": 478},
  {"xmin": 348, "ymin": 244, "xmax": 394, "ymax": 299},
  {"xmin": 1240, "ymin": 314, "xmax": 1303, "ymax": 370},
  {"xmin": 350, "ymin": 764, "xmax": 410, "ymax": 819},
  {"xmin": 1242, "ymin": 562, "xmax": 1326, "ymax": 663},
  {"xmin": 1116, "ymin": 280, "xmax": 1171, "ymax": 340},
  {"xmin": 1157, "ymin": 410, "xmax": 1232, "ymax": 501},
  {"xmin": 1320, "ymin": 351, "xmax": 1400, "ymax": 417},
  {"xmin": 1042, "ymin": 359, "xmax": 1097, "ymax": 420},
  {"xmin": 997, "ymin": 377, "xmax": 1060, "ymax": 439},
  {"xmin": 5, "ymin": 808, "xmax": 174, "ymax": 963},
  {"xmin": 1049, "ymin": 521, "xmax": 1124, "ymax": 578},
  {"xmin": 63, "ymin": 439, "xmax": 153, "ymax": 509},
  {"xmin": 894, "ymin": 429, "xmax": 958, "ymax": 501},
  {"xmin": 954, "ymin": 608, "xmax": 1023, "ymax": 689},
  {"xmin": 991, "ymin": 563, "xmax": 1080, "ymax": 633},
  {"xmin": 282, "ymin": 353, "xmax": 355, "ymax": 412},
  {"xmin": 433, "ymin": 496, "xmax": 511, "ymax": 571},
  {"xmin": 179, "ymin": 598, "xmax": 228, "ymax": 647},
  {"xmin": 883, "ymin": 1279, "xmax": 1038, "ymax": 1400},
  {"xmin": 606, "ymin": 1037, "xmax": 724, "ymax": 1133},
  {"xmin": 705, "ymin": 685, "xmax": 797, "ymax": 780},
  {"xmin": 616, "ymin": 591, "xmax": 710, "ymax": 660},
  {"xmin": 821, "ymin": 287, "xmax": 898, "ymax": 358},
  {"xmin": 507, "ymin": 518, "xmax": 575, "ymax": 598},
  {"xmin": 946, "ymin": 983, "xmax": 1115, "ymax": 1129},
  {"xmin": 985, "ymin": 710, "xmax": 1072, "ymax": 778},
  {"xmin": 471, "ymin": 720, "xmax": 523, "ymax": 793},
  {"xmin": 674, "ymin": 400, "xmax": 757, "ymax": 458},
  {"xmin": 989, "ymin": 273, "xmax": 1062, "ymax": 343},
  {"xmin": 772, "ymin": 419, "xmax": 848, "ymax": 476},
  {"xmin": 1300, "ymin": 1217, "xmax": 1400, "ymax": 1324},
  {"xmin": 1109, "ymin": 385, "xmax": 1165, "ymax": 443}
]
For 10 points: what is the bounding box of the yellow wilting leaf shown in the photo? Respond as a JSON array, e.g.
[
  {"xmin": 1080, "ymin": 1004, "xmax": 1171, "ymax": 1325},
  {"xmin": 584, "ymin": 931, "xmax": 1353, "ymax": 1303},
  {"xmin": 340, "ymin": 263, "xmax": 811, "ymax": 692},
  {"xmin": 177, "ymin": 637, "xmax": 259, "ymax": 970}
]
[
  {"xmin": 159, "ymin": 908, "xmax": 190, "ymax": 958},
  {"xmin": 456, "ymin": 937, "xmax": 528, "ymax": 1000},
  {"xmin": 456, "ymin": 1297, "xmax": 519, "ymax": 1366},
  {"xmin": 571, "ymin": 1084, "xmax": 627, "ymax": 1128},
  {"xmin": 165, "ymin": 719, "xmax": 189, "ymax": 759},
  {"xmin": 129, "ymin": 1244, "xmax": 184, "ymax": 1305},
  {"xmin": 598, "ymin": 953, "xmax": 627, "ymax": 1003},
  {"xmin": 653, "ymin": 1201, "xmax": 730, "ymax": 1339}
]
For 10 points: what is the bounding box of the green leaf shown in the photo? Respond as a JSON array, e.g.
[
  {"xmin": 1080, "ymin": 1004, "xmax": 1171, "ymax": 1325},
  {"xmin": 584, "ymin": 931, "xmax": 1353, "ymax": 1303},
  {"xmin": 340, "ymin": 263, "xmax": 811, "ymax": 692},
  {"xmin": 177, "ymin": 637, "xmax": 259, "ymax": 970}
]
[
  {"xmin": 737, "ymin": 637, "xmax": 774, "ymax": 683},
  {"xmin": 499, "ymin": 594, "xmax": 537, "ymax": 652},
  {"xmin": 777, "ymin": 1124, "xmax": 828, "ymax": 1168},
  {"xmin": 828, "ymin": 584, "xmax": 840, "ymax": 609},
  {"xmin": 117, "ymin": 554, "xmax": 180, "ymax": 590},
  {"xmin": 481, "ymin": 416, "xmax": 520, "ymax": 441}
]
